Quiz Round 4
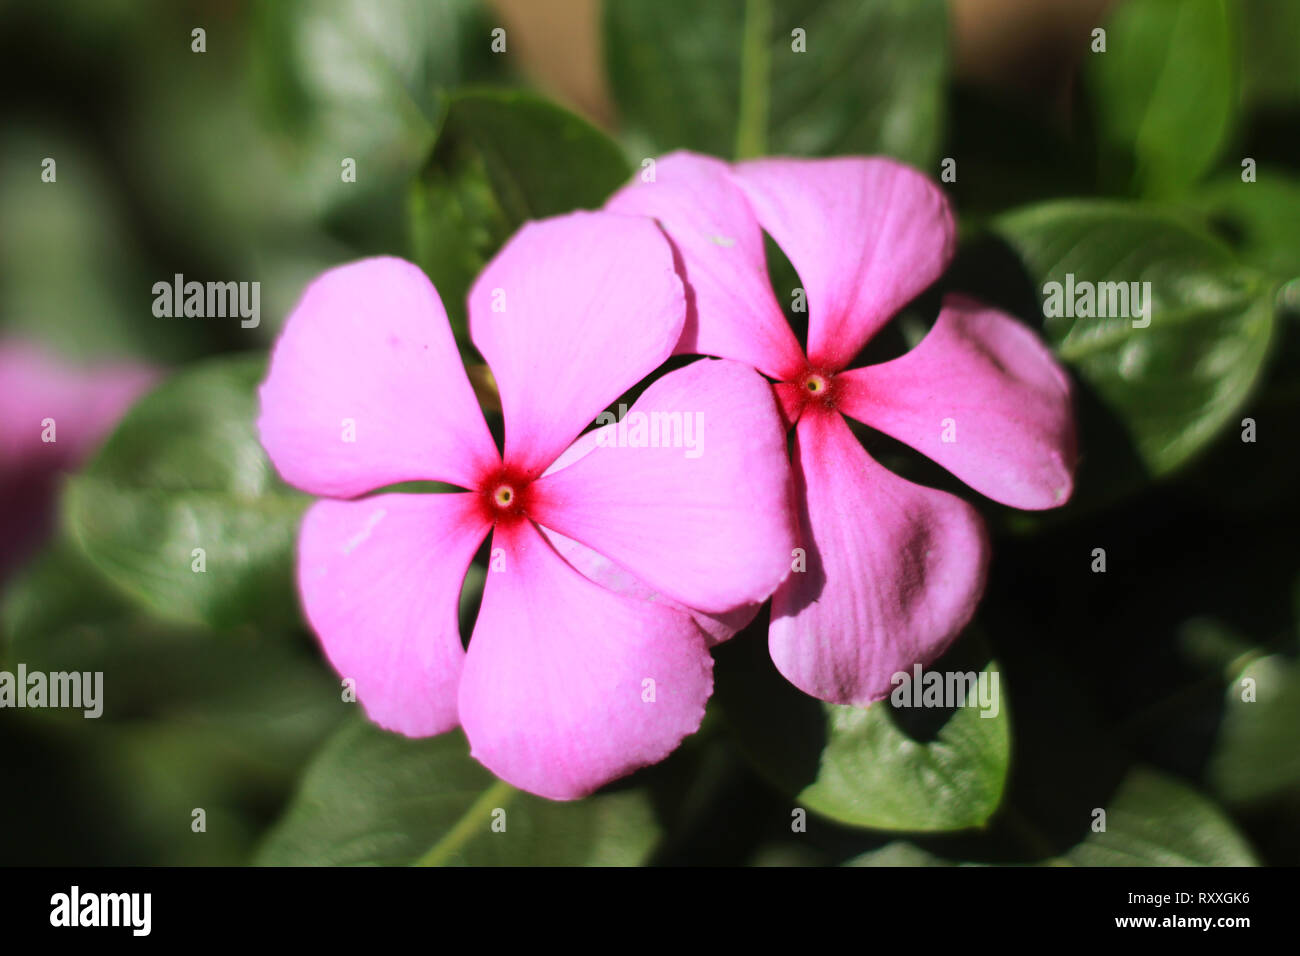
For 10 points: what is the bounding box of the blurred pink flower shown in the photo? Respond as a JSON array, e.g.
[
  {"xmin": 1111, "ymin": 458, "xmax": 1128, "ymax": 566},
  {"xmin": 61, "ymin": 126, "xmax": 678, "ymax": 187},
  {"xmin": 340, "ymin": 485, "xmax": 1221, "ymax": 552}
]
[
  {"xmin": 257, "ymin": 211, "xmax": 796, "ymax": 799},
  {"xmin": 609, "ymin": 152, "xmax": 1077, "ymax": 705},
  {"xmin": 0, "ymin": 342, "xmax": 157, "ymax": 583}
]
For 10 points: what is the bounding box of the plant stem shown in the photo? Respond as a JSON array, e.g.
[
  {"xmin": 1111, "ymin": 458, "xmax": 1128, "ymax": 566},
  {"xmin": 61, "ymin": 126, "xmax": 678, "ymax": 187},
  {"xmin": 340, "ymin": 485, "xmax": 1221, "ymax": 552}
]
[
  {"xmin": 734, "ymin": 0, "xmax": 772, "ymax": 159},
  {"xmin": 413, "ymin": 778, "xmax": 517, "ymax": 866}
]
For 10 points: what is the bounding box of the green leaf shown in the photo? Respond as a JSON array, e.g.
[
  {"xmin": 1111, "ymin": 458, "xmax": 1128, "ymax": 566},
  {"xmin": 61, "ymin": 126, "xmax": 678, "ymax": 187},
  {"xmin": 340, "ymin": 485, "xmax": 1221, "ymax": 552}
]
[
  {"xmin": 993, "ymin": 201, "xmax": 1278, "ymax": 486},
  {"xmin": 845, "ymin": 769, "xmax": 1259, "ymax": 866},
  {"xmin": 1086, "ymin": 0, "xmax": 1237, "ymax": 197},
  {"xmin": 716, "ymin": 634, "xmax": 1010, "ymax": 832},
  {"xmin": 605, "ymin": 0, "xmax": 946, "ymax": 164},
  {"xmin": 0, "ymin": 712, "xmax": 272, "ymax": 865},
  {"xmin": 845, "ymin": 842, "xmax": 957, "ymax": 867},
  {"xmin": 3, "ymin": 537, "xmax": 344, "ymax": 747},
  {"xmin": 64, "ymin": 354, "xmax": 308, "ymax": 629},
  {"xmin": 257, "ymin": 718, "xmax": 662, "ymax": 865},
  {"xmin": 1197, "ymin": 598, "xmax": 1300, "ymax": 806},
  {"xmin": 2, "ymin": 540, "xmax": 212, "ymax": 711},
  {"xmin": 252, "ymin": 0, "xmax": 508, "ymax": 230},
  {"xmin": 1209, "ymin": 652, "xmax": 1300, "ymax": 806},
  {"xmin": 1240, "ymin": 0, "xmax": 1300, "ymax": 110},
  {"xmin": 0, "ymin": 128, "xmax": 209, "ymax": 363},
  {"xmin": 99, "ymin": 722, "xmax": 271, "ymax": 865},
  {"xmin": 2, "ymin": 538, "xmax": 347, "ymax": 847},
  {"xmin": 1189, "ymin": 171, "xmax": 1300, "ymax": 283},
  {"xmin": 410, "ymin": 89, "xmax": 631, "ymax": 336},
  {"xmin": 1065, "ymin": 768, "xmax": 1259, "ymax": 866}
]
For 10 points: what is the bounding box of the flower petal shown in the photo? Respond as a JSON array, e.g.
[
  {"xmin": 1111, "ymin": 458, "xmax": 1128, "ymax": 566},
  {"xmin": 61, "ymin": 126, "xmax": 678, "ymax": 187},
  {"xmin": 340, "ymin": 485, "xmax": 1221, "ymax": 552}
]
[
  {"xmin": 838, "ymin": 295, "xmax": 1077, "ymax": 510},
  {"xmin": 298, "ymin": 492, "xmax": 490, "ymax": 737},
  {"xmin": 540, "ymin": 525, "xmax": 758, "ymax": 645},
  {"xmin": 0, "ymin": 342, "xmax": 158, "ymax": 469},
  {"xmin": 0, "ymin": 342, "xmax": 158, "ymax": 582},
  {"xmin": 258, "ymin": 257, "xmax": 499, "ymax": 497},
  {"xmin": 541, "ymin": 424, "xmax": 757, "ymax": 643},
  {"xmin": 770, "ymin": 410, "xmax": 988, "ymax": 706},
  {"xmin": 731, "ymin": 157, "xmax": 955, "ymax": 372},
  {"xmin": 468, "ymin": 211, "xmax": 685, "ymax": 478},
  {"xmin": 605, "ymin": 151, "xmax": 804, "ymax": 379},
  {"xmin": 530, "ymin": 358, "xmax": 797, "ymax": 615},
  {"xmin": 458, "ymin": 519, "xmax": 712, "ymax": 800}
]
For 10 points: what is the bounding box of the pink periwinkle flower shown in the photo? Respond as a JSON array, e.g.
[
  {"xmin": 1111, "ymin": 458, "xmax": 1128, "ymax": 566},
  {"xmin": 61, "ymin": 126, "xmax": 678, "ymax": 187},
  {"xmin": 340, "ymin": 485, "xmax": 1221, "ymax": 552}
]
[
  {"xmin": 257, "ymin": 212, "xmax": 797, "ymax": 799},
  {"xmin": 0, "ymin": 341, "xmax": 158, "ymax": 583},
  {"xmin": 607, "ymin": 152, "xmax": 1078, "ymax": 705}
]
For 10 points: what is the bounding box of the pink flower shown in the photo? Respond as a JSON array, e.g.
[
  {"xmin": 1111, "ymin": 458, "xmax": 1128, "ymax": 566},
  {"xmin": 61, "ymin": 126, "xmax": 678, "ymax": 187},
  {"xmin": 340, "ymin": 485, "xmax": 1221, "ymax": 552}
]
[
  {"xmin": 257, "ymin": 212, "xmax": 796, "ymax": 799},
  {"xmin": 0, "ymin": 342, "xmax": 158, "ymax": 583},
  {"xmin": 608, "ymin": 153, "xmax": 1077, "ymax": 705}
]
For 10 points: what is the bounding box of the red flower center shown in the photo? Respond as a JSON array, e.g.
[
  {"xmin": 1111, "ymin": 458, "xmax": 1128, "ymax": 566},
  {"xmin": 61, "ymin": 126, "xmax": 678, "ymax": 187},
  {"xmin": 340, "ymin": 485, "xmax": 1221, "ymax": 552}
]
[
  {"xmin": 781, "ymin": 365, "xmax": 841, "ymax": 422},
  {"xmin": 477, "ymin": 465, "xmax": 532, "ymax": 526},
  {"xmin": 803, "ymin": 371, "xmax": 830, "ymax": 396}
]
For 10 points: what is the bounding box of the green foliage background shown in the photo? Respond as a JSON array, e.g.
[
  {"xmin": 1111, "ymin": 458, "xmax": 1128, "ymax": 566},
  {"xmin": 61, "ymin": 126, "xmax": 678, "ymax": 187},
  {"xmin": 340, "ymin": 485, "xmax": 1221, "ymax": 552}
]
[{"xmin": 1, "ymin": 0, "xmax": 1298, "ymax": 866}]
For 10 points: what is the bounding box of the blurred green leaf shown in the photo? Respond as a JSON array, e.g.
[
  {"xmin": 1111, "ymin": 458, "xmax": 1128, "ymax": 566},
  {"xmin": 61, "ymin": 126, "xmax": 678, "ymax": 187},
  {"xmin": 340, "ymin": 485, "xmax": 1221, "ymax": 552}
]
[
  {"xmin": 252, "ymin": 0, "xmax": 509, "ymax": 238},
  {"xmin": 994, "ymin": 202, "xmax": 1278, "ymax": 490},
  {"xmin": 64, "ymin": 354, "xmax": 308, "ymax": 629},
  {"xmin": 1240, "ymin": 0, "xmax": 1300, "ymax": 110},
  {"xmin": 3, "ymin": 538, "xmax": 209, "ymax": 711},
  {"xmin": 605, "ymin": 0, "xmax": 946, "ymax": 164},
  {"xmin": 0, "ymin": 713, "xmax": 264, "ymax": 865},
  {"xmin": 257, "ymin": 718, "xmax": 661, "ymax": 865},
  {"xmin": 847, "ymin": 768, "xmax": 1259, "ymax": 866},
  {"xmin": 1087, "ymin": 0, "xmax": 1237, "ymax": 197},
  {"xmin": 717, "ymin": 635, "xmax": 1010, "ymax": 832},
  {"xmin": 1066, "ymin": 767, "xmax": 1259, "ymax": 865},
  {"xmin": 1196, "ymin": 596, "xmax": 1300, "ymax": 807},
  {"xmin": 101, "ymin": 722, "xmax": 269, "ymax": 865},
  {"xmin": 4, "ymin": 534, "xmax": 344, "ymax": 753},
  {"xmin": 0, "ymin": 128, "xmax": 204, "ymax": 362},
  {"xmin": 1189, "ymin": 170, "xmax": 1300, "ymax": 282},
  {"xmin": 116, "ymin": 17, "xmax": 349, "ymax": 342},
  {"xmin": 410, "ymin": 88, "xmax": 631, "ymax": 336},
  {"xmin": 1209, "ymin": 651, "xmax": 1300, "ymax": 805},
  {"xmin": 845, "ymin": 842, "xmax": 957, "ymax": 866},
  {"xmin": 2, "ymin": 536, "xmax": 347, "ymax": 864}
]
